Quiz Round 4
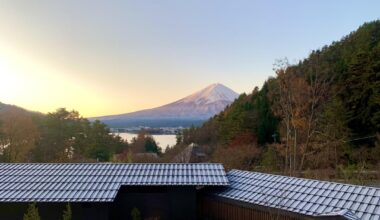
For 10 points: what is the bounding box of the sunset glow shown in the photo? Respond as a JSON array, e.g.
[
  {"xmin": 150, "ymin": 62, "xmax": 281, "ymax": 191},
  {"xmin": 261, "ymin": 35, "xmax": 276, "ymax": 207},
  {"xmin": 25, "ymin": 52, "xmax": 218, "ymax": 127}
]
[{"xmin": 0, "ymin": 1, "xmax": 379, "ymax": 117}]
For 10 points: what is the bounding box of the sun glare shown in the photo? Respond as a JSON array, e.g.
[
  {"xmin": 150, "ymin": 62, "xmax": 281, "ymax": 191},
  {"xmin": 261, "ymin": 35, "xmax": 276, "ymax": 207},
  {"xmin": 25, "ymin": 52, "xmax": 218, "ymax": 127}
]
[
  {"xmin": 0, "ymin": 56, "xmax": 21, "ymax": 98},
  {"xmin": 0, "ymin": 49, "xmax": 108, "ymax": 117}
]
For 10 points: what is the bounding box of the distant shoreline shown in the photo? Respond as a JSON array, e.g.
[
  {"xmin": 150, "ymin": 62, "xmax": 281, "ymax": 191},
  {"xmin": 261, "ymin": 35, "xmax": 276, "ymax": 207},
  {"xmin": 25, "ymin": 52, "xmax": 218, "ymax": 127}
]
[
  {"xmin": 110, "ymin": 127, "xmax": 182, "ymax": 135},
  {"xmin": 116, "ymin": 132, "xmax": 177, "ymax": 150}
]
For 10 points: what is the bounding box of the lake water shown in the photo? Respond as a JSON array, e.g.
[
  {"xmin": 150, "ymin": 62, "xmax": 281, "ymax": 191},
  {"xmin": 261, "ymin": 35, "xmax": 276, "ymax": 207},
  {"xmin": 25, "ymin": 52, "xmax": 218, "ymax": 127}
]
[{"xmin": 115, "ymin": 132, "xmax": 176, "ymax": 151}]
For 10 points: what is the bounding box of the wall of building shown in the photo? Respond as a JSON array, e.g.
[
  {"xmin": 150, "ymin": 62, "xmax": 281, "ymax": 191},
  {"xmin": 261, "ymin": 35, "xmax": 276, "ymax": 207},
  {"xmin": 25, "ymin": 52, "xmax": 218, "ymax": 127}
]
[
  {"xmin": 198, "ymin": 195, "xmax": 310, "ymax": 220},
  {"xmin": 110, "ymin": 186, "xmax": 197, "ymax": 220},
  {"xmin": 0, "ymin": 187, "xmax": 198, "ymax": 220}
]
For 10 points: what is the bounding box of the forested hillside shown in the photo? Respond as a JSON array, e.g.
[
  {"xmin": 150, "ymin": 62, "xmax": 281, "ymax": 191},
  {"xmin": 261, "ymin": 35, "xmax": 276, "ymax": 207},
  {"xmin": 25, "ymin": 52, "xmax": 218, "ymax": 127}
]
[
  {"xmin": 0, "ymin": 107, "xmax": 127, "ymax": 162},
  {"xmin": 180, "ymin": 21, "xmax": 380, "ymax": 178}
]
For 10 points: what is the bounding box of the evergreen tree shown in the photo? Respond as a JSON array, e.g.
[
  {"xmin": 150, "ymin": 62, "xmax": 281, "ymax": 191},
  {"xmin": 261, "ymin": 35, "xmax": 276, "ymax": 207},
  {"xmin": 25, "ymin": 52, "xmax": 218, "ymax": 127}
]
[
  {"xmin": 23, "ymin": 203, "xmax": 40, "ymax": 220},
  {"xmin": 62, "ymin": 203, "xmax": 72, "ymax": 220},
  {"xmin": 131, "ymin": 207, "xmax": 141, "ymax": 220},
  {"xmin": 144, "ymin": 135, "xmax": 160, "ymax": 153}
]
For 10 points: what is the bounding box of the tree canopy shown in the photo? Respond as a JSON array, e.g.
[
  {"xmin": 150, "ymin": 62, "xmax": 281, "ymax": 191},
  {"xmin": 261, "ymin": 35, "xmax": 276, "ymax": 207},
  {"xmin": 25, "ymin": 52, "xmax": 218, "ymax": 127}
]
[{"xmin": 0, "ymin": 108, "xmax": 127, "ymax": 162}]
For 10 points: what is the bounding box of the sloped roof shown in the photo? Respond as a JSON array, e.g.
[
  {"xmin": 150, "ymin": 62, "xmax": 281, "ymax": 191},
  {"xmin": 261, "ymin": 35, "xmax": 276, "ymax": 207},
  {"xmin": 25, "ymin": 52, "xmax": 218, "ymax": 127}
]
[
  {"xmin": 210, "ymin": 170, "xmax": 380, "ymax": 220},
  {"xmin": 0, "ymin": 163, "xmax": 228, "ymax": 202}
]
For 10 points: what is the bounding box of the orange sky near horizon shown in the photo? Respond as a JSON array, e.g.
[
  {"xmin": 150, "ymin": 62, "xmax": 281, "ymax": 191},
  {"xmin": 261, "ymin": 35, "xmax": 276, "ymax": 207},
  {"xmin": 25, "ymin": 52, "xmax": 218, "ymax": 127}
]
[
  {"xmin": 0, "ymin": 45, "xmax": 212, "ymax": 117},
  {"xmin": 0, "ymin": 42, "xmax": 236, "ymax": 117}
]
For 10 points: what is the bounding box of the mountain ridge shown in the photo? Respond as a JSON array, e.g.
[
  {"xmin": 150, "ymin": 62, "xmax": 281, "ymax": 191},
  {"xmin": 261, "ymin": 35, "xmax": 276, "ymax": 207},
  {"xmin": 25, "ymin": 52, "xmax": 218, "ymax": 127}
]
[{"xmin": 91, "ymin": 83, "xmax": 239, "ymax": 127}]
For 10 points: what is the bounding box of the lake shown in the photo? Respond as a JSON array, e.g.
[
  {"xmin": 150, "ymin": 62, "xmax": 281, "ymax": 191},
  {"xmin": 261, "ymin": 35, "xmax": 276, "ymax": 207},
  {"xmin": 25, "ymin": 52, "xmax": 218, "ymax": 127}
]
[{"xmin": 115, "ymin": 132, "xmax": 176, "ymax": 151}]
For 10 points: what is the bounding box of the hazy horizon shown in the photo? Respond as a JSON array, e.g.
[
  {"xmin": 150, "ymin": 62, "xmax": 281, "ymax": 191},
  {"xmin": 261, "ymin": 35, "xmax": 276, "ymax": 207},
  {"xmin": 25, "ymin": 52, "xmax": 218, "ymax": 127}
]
[{"xmin": 1, "ymin": 1, "xmax": 379, "ymax": 117}]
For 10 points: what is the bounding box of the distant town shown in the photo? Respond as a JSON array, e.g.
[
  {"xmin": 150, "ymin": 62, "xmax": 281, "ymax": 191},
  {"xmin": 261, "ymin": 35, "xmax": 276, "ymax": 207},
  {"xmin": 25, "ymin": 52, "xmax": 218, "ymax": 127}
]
[{"xmin": 110, "ymin": 126, "xmax": 183, "ymax": 135}]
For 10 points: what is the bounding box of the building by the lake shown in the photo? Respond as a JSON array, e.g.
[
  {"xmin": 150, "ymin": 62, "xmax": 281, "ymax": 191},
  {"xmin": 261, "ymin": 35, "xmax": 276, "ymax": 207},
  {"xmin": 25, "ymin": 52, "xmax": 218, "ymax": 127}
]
[{"xmin": 0, "ymin": 163, "xmax": 379, "ymax": 220}]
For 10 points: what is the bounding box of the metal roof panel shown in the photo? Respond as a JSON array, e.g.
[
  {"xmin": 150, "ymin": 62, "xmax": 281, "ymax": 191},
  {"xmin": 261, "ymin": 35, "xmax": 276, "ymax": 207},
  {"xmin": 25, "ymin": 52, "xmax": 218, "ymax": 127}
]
[
  {"xmin": 0, "ymin": 163, "xmax": 228, "ymax": 202},
  {"xmin": 209, "ymin": 170, "xmax": 380, "ymax": 219}
]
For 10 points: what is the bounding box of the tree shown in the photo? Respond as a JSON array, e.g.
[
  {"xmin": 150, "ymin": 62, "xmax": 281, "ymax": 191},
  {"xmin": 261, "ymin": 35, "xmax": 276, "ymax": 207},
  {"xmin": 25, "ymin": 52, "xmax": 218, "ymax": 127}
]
[
  {"xmin": 129, "ymin": 131, "xmax": 160, "ymax": 154},
  {"xmin": 144, "ymin": 135, "xmax": 160, "ymax": 153},
  {"xmin": 254, "ymin": 82, "xmax": 279, "ymax": 145},
  {"xmin": 82, "ymin": 120, "xmax": 126, "ymax": 161},
  {"xmin": 33, "ymin": 108, "xmax": 127, "ymax": 162},
  {"xmin": 62, "ymin": 203, "xmax": 72, "ymax": 220},
  {"xmin": 261, "ymin": 145, "xmax": 280, "ymax": 171},
  {"xmin": 212, "ymin": 144, "xmax": 260, "ymax": 171},
  {"xmin": 33, "ymin": 108, "xmax": 83, "ymax": 162},
  {"xmin": 0, "ymin": 109, "xmax": 39, "ymax": 162},
  {"xmin": 175, "ymin": 131, "xmax": 182, "ymax": 145},
  {"xmin": 270, "ymin": 60, "xmax": 301, "ymax": 175},
  {"xmin": 130, "ymin": 131, "xmax": 147, "ymax": 153},
  {"xmin": 23, "ymin": 203, "xmax": 40, "ymax": 220},
  {"xmin": 312, "ymin": 99, "xmax": 351, "ymax": 169},
  {"xmin": 341, "ymin": 50, "xmax": 379, "ymax": 136},
  {"xmin": 375, "ymin": 135, "xmax": 380, "ymax": 179},
  {"xmin": 270, "ymin": 56, "xmax": 332, "ymax": 174},
  {"xmin": 131, "ymin": 207, "xmax": 141, "ymax": 220}
]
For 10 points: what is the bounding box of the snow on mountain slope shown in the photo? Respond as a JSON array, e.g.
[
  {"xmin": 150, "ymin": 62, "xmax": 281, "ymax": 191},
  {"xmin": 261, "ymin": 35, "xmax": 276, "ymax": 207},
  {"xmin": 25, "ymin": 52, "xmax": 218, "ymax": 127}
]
[
  {"xmin": 92, "ymin": 83, "xmax": 239, "ymax": 121},
  {"xmin": 175, "ymin": 83, "xmax": 239, "ymax": 105}
]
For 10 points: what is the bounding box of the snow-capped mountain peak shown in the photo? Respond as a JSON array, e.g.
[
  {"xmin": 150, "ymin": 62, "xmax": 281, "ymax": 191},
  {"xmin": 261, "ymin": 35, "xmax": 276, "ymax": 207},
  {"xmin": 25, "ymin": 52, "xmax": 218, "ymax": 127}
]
[{"xmin": 178, "ymin": 83, "xmax": 239, "ymax": 105}]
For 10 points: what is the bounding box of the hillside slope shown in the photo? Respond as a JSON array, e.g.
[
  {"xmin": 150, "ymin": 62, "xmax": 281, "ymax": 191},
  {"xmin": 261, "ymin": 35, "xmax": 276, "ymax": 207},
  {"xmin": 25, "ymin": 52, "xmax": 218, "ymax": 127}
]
[{"xmin": 182, "ymin": 20, "xmax": 380, "ymax": 172}]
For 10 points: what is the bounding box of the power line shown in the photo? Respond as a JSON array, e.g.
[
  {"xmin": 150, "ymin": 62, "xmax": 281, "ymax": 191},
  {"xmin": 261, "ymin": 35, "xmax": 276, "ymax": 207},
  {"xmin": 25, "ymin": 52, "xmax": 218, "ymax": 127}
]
[{"xmin": 344, "ymin": 135, "xmax": 377, "ymax": 143}]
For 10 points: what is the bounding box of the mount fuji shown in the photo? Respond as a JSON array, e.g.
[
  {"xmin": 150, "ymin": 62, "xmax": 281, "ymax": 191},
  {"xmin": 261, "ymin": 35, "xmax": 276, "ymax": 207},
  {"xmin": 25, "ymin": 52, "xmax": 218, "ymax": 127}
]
[{"xmin": 91, "ymin": 83, "xmax": 239, "ymax": 128}]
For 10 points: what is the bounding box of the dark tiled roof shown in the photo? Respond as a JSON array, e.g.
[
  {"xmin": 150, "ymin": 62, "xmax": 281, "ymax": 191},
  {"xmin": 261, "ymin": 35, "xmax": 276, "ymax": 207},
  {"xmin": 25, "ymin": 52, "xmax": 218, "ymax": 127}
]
[
  {"xmin": 210, "ymin": 170, "xmax": 380, "ymax": 220},
  {"xmin": 0, "ymin": 163, "xmax": 228, "ymax": 202}
]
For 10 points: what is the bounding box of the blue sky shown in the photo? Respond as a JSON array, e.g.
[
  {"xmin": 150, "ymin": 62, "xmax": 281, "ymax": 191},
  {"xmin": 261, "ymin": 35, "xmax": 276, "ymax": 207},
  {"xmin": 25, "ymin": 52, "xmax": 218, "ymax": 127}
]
[{"xmin": 0, "ymin": 0, "xmax": 379, "ymax": 116}]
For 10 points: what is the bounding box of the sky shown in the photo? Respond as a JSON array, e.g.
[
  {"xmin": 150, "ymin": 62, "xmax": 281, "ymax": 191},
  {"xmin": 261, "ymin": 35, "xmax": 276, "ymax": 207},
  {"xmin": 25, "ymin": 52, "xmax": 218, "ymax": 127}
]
[{"xmin": 0, "ymin": 0, "xmax": 379, "ymax": 117}]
